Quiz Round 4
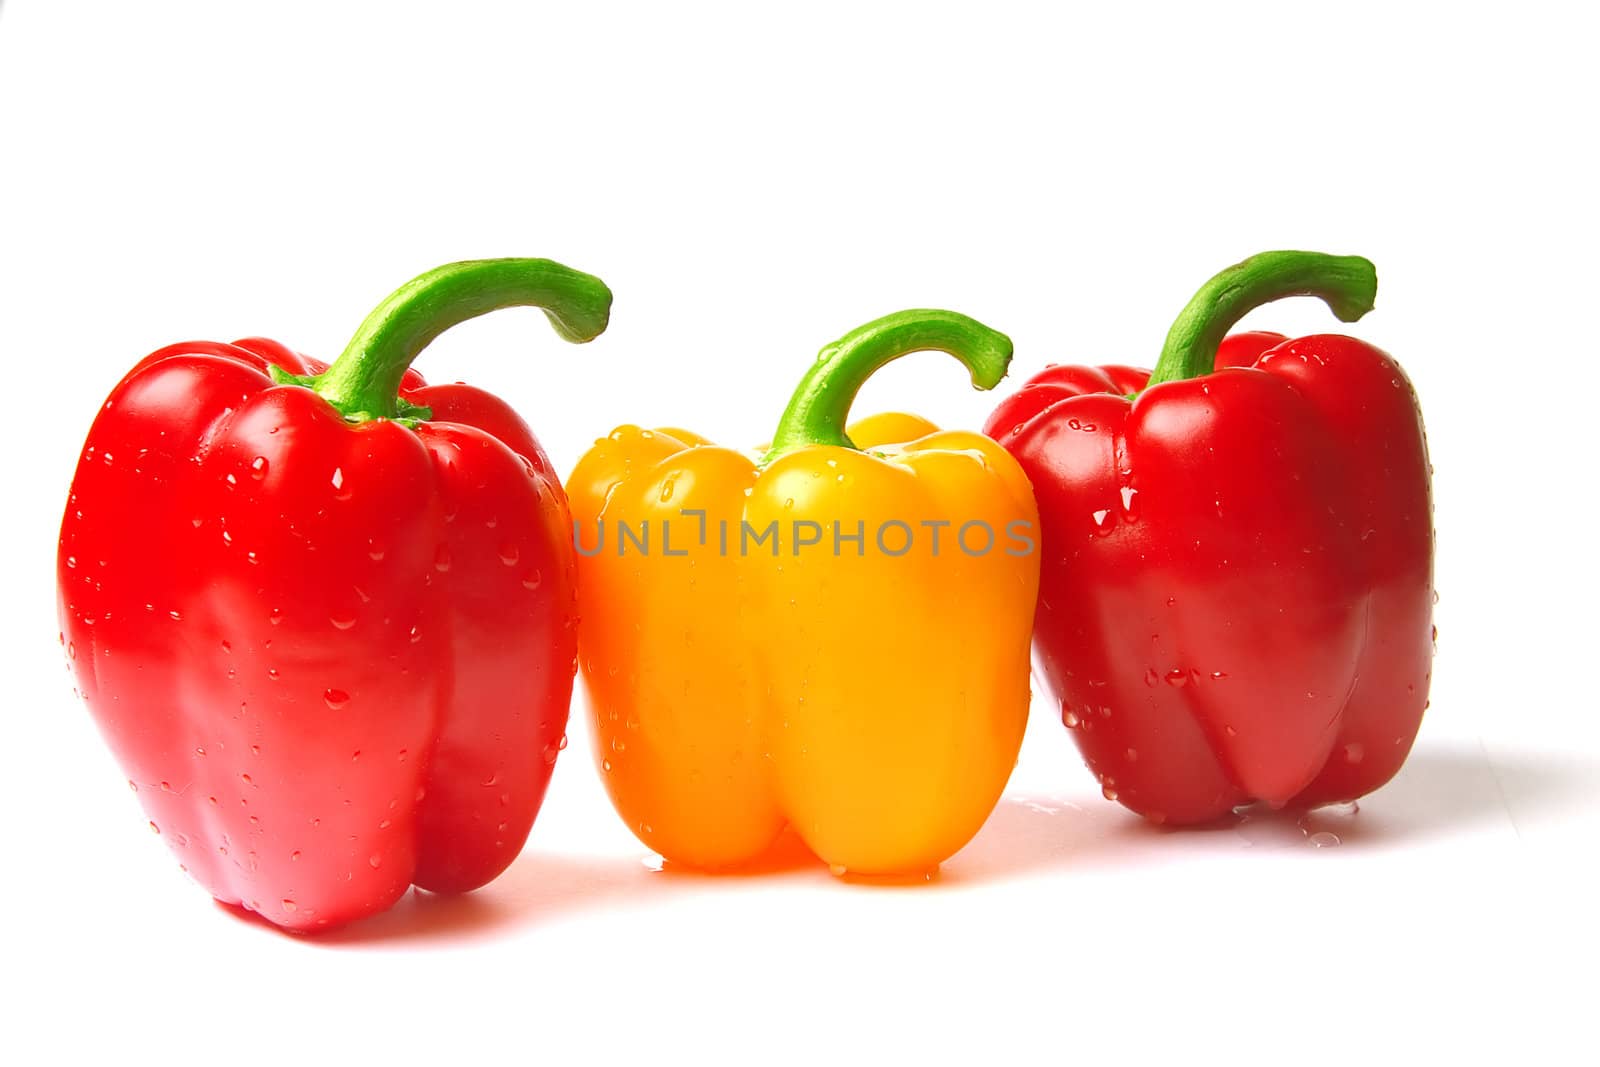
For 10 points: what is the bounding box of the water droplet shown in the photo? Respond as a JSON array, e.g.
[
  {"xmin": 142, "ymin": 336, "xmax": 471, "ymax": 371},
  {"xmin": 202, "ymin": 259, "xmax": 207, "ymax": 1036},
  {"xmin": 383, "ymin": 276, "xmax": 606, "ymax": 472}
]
[
  {"xmin": 1164, "ymin": 668, "xmax": 1189, "ymax": 687},
  {"xmin": 368, "ymin": 540, "xmax": 385, "ymax": 561},
  {"xmin": 329, "ymin": 611, "xmax": 356, "ymax": 631},
  {"xmin": 249, "ymin": 456, "xmax": 268, "ymax": 479},
  {"xmin": 659, "ymin": 477, "xmax": 677, "ymax": 503},
  {"xmin": 1307, "ymin": 831, "xmax": 1340, "ymax": 848},
  {"xmin": 331, "ymin": 467, "xmax": 350, "ymax": 499},
  {"xmin": 1225, "ymin": 725, "xmax": 1238, "ymax": 737},
  {"xmin": 249, "ymin": 745, "xmax": 260, "ymax": 757},
  {"xmin": 267, "ymin": 667, "xmax": 280, "ymax": 680},
  {"xmin": 1091, "ymin": 508, "xmax": 1112, "ymax": 533},
  {"xmin": 1125, "ymin": 747, "xmax": 1138, "ymax": 762},
  {"xmin": 612, "ymin": 737, "xmax": 627, "ymax": 753},
  {"xmin": 65, "ymin": 555, "xmax": 77, "ymax": 569},
  {"xmin": 828, "ymin": 863, "xmax": 848, "ymax": 877},
  {"xmin": 1063, "ymin": 709, "xmax": 1080, "ymax": 728},
  {"xmin": 1343, "ymin": 742, "xmax": 1365, "ymax": 764},
  {"xmin": 522, "ymin": 569, "xmax": 543, "ymax": 590},
  {"xmin": 408, "ymin": 625, "xmax": 422, "ymax": 643},
  {"xmin": 168, "ymin": 610, "xmax": 183, "ymax": 622},
  {"xmin": 602, "ymin": 759, "xmax": 613, "ymax": 772},
  {"xmin": 498, "ymin": 543, "xmax": 520, "ymax": 566},
  {"xmin": 368, "ymin": 853, "xmax": 382, "ymax": 868},
  {"xmin": 320, "ymin": 687, "xmax": 349, "ymax": 710},
  {"xmin": 1211, "ymin": 670, "xmax": 1228, "ymax": 680},
  {"xmin": 290, "ymin": 850, "xmax": 301, "ymax": 861},
  {"xmin": 1144, "ymin": 668, "xmax": 1159, "ymax": 687},
  {"xmin": 240, "ymin": 773, "xmax": 252, "ymax": 786},
  {"xmin": 1101, "ymin": 783, "xmax": 1119, "ymax": 802},
  {"xmin": 434, "ymin": 546, "xmax": 452, "ymax": 572},
  {"xmin": 1119, "ymin": 486, "xmax": 1139, "ymax": 516},
  {"xmin": 149, "ymin": 821, "xmax": 160, "ymax": 834},
  {"xmin": 378, "ymin": 819, "xmax": 392, "ymax": 830},
  {"xmin": 558, "ymin": 734, "xmax": 569, "ymax": 751}
]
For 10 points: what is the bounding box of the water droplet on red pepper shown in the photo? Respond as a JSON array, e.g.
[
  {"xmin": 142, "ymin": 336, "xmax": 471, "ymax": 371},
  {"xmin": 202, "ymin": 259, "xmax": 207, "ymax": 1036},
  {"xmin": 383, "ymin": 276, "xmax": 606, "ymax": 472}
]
[{"xmin": 1119, "ymin": 486, "xmax": 1139, "ymax": 517}]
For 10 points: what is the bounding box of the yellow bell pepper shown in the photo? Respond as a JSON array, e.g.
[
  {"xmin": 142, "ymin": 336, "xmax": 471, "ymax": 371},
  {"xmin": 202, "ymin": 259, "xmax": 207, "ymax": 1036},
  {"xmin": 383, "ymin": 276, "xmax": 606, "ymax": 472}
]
[{"xmin": 569, "ymin": 310, "xmax": 1040, "ymax": 875}]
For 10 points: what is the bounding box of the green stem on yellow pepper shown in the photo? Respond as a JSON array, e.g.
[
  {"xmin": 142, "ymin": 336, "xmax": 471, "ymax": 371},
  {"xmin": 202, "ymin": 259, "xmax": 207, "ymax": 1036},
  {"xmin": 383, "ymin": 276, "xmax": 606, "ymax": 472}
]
[{"xmin": 764, "ymin": 310, "xmax": 1013, "ymax": 463}]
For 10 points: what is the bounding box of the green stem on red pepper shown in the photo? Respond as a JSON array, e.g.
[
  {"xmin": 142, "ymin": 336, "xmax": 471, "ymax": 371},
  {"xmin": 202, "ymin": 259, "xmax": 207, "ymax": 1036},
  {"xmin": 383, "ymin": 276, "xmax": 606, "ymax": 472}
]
[
  {"xmin": 763, "ymin": 310, "xmax": 1013, "ymax": 463},
  {"xmin": 277, "ymin": 258, "xmax": 612, "ymax": 425},
  {"xmin": 1143, "ymin": 251, "xmax": 1378, "ymax": 390}
]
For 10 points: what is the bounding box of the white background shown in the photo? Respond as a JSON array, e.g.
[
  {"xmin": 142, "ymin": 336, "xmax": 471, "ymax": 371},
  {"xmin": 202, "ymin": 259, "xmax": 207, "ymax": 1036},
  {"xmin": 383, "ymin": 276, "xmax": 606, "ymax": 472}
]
[{"xmin": 3, "ymin": 1, "xmax": 1597, "ymax": 1062}]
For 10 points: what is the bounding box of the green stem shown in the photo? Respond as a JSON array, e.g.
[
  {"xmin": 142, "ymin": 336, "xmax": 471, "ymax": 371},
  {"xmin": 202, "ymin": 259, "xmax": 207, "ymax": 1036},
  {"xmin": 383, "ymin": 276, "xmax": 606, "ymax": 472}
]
[
  {"xmin": 763, "ymin": 309, "xmax": 1013, "ymax": 463},
  {"xmin": 1143, "ymin": 251, "xmax": 1377, "ymax": 390},
  {"xmin": 293, "ymin": 258, "xmax": 612, "ymax": 424}
]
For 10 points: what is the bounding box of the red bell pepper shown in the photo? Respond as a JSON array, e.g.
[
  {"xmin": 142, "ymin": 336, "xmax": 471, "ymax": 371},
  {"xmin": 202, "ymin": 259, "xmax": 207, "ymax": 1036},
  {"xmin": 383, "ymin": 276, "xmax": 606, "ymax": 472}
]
[
  {"xmin": 57, "ymin": 258, "xmax": 611, "ymax": 930},
  {"xmin": 985, "ymin": 251, "xmax": 1434, "ymax": 824}
]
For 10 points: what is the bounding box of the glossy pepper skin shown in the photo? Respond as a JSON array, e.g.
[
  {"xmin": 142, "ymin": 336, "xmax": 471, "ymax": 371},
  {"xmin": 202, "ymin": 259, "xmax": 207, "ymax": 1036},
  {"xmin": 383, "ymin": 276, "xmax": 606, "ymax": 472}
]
[
  {"xmin": 58, "ymin": 259, "xmax": 611, "ymax": 931},
  {"xmin": 984, "ymin": 252, "xmax": 1433, "ymax": 825},
  {"xmin": 570, "ymin": 311, "xmax": 1039, "ymax": 874}
]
